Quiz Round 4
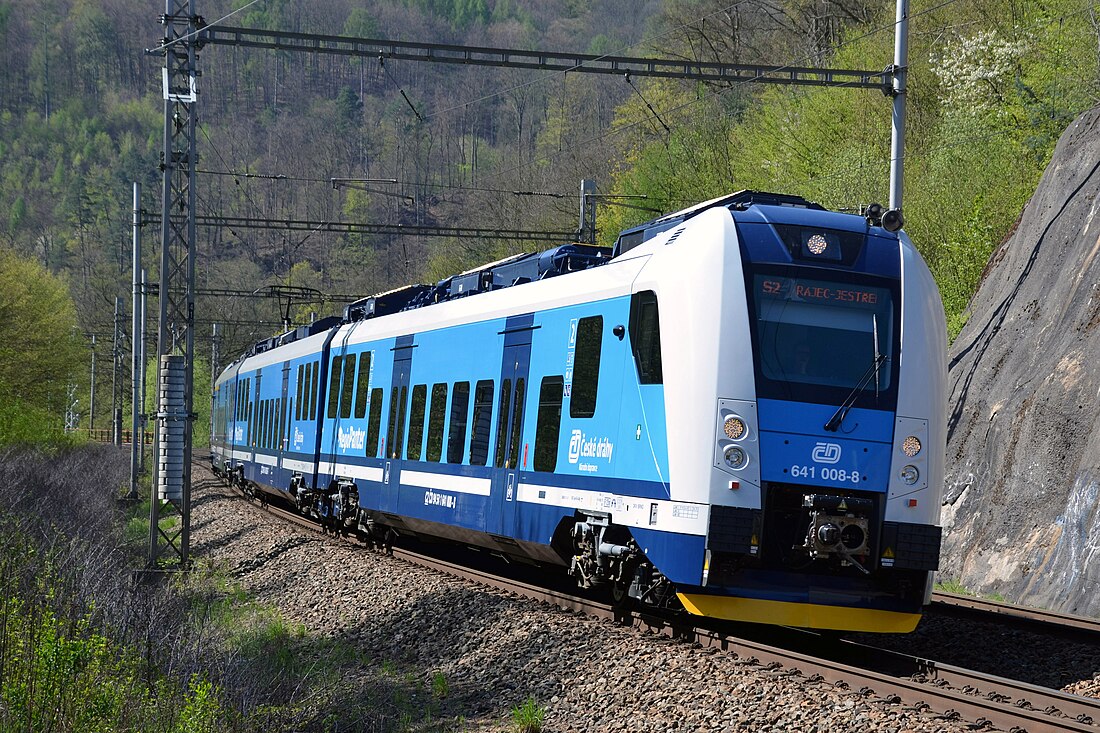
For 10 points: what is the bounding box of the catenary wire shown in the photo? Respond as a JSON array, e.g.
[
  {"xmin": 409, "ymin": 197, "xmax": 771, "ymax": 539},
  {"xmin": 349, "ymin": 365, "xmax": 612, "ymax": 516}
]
[
  {"xmin": 419, "ymin": 0, "xmax": 759, "ymax": 122},
  {"xmin": 472, "ymin": 0, "xmax": 969, "ymax": 187}
]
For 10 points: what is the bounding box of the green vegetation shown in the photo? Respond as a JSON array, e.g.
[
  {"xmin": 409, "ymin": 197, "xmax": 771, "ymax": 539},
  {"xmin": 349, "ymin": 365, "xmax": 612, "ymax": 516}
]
[
  {"xmin": 0, "ymin": 570, "xmax": 227, "ymax": 732},
  {"xmin": 935, "ymin": 579, "xmax": 1006, "ymax": 602},
  {"xmin": 596, "ymin": 0, "xmax": 1097, "ymax": 338},
  {"xmin": 1, "ymin": 0, "xmax": 1093, "ymax": 425},
  {"xmin": 0, "ymin": 446, "xmax": 234, "ymax": 732},
  {"xmin": 0, "ymin": 248, "xmax": 84, "ymax": 447},
  {"xmin": 0, "ymin": 445, "xmax": 484, "ymax": 730},
  {"xmin": 432, "ymin": 670, "xmax": 449, "ymax": 698},
  {"xmin": 511, "ymin": 696, "xmax": 546, "ymax": 733}
]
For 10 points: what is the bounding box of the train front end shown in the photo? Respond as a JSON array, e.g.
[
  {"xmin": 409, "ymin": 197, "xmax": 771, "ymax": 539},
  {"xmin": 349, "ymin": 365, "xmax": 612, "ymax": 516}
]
[{"xmin": 643, "ymin": 195, "xmax": 946, "ymax": 633}]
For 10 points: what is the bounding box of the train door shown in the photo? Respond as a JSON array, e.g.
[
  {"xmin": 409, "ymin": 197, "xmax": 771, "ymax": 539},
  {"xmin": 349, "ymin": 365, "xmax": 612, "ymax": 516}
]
[
  {"xmin": 383, "ymin": 335, "xmax": 415, "ymax": 512},
  {"xmin": 247, "ymin": 371, "xmax": 261, "ymax": 481},
  {"xmin": 279, "ymin": 361, "xmax": 290, "ymax": 462},
  {"xmin": 491, "ymin": 314, "xmax": 534, "ymax": 536}
]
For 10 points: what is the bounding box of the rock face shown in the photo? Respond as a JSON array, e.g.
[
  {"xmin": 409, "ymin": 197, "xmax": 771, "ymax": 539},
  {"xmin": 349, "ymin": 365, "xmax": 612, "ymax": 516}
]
[{"xmin": 942, "ymin": 107, "xmax": 1100, "ymax": 614}]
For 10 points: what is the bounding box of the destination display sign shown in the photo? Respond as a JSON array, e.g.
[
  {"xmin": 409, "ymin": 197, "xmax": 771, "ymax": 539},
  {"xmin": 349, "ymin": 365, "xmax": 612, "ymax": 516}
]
[{"xmin": 757, "ymin": 276, "xmax": 885, "ymax": 307}]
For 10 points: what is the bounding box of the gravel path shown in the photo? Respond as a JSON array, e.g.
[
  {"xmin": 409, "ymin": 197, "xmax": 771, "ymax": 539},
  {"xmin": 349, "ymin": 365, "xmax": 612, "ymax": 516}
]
[{"xmin": 190, "ymin": 470, "xmax": 1088, "ymax": 732}]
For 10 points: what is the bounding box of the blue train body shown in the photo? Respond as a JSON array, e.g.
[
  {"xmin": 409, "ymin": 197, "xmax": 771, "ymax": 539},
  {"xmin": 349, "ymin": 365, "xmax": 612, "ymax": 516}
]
[{"xmin": 212, "ymin": 192, "xmax": 947, "ymax": 633}]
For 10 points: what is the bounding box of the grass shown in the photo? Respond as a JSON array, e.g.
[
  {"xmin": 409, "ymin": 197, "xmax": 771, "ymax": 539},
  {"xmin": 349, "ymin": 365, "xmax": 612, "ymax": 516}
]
[
  {"xmin": 432, "ymin": 670, "xmax": 449, "ymax": 698},
  {"xmin": 935, "ymin": 579, "xmax": 1006, "ymax": 602},
  {"xmin": 0, "ymin": 442, "xmax": 488, "ymax": 731},
  {"xmin": 511, "ymin": 697, "xmax": 545, "ymax": 733},
  {"xmin": 184, "ymin": 567, "xmax": 478, "ymax": 730}
]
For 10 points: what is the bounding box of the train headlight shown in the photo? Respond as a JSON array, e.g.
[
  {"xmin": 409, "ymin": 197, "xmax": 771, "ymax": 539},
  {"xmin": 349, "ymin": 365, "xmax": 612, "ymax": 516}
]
[
  {"xmin": 723, "ymin": 445, "xmax": 748, "ymax": 470},
  {"xmin": 900, "ymin": 465, "xmax": 919, "ymax": 485},
  {"xmin": 806, "ymin": 233, "xmax": 828, "ymax": 255},
  {"xmin": 901, "ymin": 435, "xmax": 921, "ymax": 457},
  {"xmin": 723, "ymin": 416, "xmax": 746, "ymax": 440}
]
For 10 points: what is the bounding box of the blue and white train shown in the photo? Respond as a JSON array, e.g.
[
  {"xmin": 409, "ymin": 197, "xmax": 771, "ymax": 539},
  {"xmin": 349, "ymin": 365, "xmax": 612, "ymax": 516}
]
[{"xmin": 211, "ymin": 190, "xmax": 946, "ymax": 633}]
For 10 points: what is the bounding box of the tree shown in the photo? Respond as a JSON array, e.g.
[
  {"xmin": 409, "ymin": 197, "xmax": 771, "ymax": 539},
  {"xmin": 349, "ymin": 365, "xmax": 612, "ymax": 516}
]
[{"xmin": 0, "ymin": 246, "xmax": 84, "ymax": 445}]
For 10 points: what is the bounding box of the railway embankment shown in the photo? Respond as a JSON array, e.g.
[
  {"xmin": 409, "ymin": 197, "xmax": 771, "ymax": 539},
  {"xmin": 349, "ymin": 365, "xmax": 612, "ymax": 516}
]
[
  {"xmin": 942, "ymin": 105, "xmax": 1100, "ymax": 614},
  {"xmin": 190, "ymin": 461, "xmax": 1100, "ymax": 731}
]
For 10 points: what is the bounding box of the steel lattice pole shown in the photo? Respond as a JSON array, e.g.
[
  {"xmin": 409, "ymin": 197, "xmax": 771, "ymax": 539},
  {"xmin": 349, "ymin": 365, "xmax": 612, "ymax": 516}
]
[{"xmin": 149, "ymin": 0, "xmax": 198, "ymax": 568}]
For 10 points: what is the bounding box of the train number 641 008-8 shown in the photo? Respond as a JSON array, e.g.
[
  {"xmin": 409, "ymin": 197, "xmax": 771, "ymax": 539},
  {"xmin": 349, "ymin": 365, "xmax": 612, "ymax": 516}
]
[{"xmin": 791, "ymin": 465, "xmax": 861, "ymax": 483}]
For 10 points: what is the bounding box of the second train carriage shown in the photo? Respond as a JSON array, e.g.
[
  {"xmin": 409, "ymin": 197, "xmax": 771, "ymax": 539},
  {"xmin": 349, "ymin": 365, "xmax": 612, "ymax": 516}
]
[{"xmin": 211, "ymin": 190, "xmax": 947, "ymax": 633}]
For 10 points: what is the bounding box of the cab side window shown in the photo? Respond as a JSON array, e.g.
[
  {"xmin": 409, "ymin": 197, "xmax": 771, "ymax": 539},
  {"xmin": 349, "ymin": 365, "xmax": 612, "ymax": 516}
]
[{"xmin": 629, "ymin": 291, "xmax": 663, "ymax": 384}]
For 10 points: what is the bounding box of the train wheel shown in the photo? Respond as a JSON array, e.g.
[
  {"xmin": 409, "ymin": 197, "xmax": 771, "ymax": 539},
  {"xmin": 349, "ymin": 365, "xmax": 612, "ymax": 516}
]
[{"xmin": 610, "ymin": 580, "xmax": 634, "ymax": 610}]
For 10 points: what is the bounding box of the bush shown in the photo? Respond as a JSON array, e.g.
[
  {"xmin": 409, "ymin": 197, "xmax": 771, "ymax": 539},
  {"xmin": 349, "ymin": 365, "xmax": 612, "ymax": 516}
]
[{"xmin": 0, "ymin": 445, "xmax": 238, "ymax": 732}]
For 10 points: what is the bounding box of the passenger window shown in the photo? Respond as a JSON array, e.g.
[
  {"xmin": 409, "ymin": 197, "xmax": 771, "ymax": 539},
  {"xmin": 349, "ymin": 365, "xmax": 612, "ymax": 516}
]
[
  {"xmin": 328, "ymin": 356, "xmax": 343, "ymax": 419},
  {"xmin": 354, "ymin": 353, "xmax": 372, "ymax": 419},
  {"xmin": 469, "ymin": 380, "xmax": 494, "ymax": 467},
  {"xmin": 570, "ymin": 316, "xmax": 603, "ymax": 418},
  {"xmin": 302, "ymin": 364, "xmax": 310, "ymax": 419},
  {"xmin": 340, "ymin": 355, "xmax": 356, "ymax": 419},
  {"xmin": 447, "ymin": 382, "xmax": 470, "ymax": 464},
  {"xmin": 387, "ymin": 388, "xmax": 400, "ymax": 457},
  {"xmin": 508, "ymin": 378, "xmax": 525, "ymax": 469},
  {"xmin": 630, "ymin": 291, "xmax": 663, "ymax": 384},
  {"xmin": 427, "ymin": 383, "xmax": 447, "ymax": 462},
  {"xmin": 276, "ymin": 398, "xmax": 283, "ymax": 450},
  {"xmin": 308, "ymin": 358, "xmax": 316, "ymax": 416},
  {"xmin": 310, "ymin": 361, "xmax": 319, "ymax": 420},
  {"xmin": 393, "ymin": 386, "xmax": 408, "ymax": 459},
  {"xmin": 366, "ymin": 388, "xmax": 383, "ymax": 457},
  {"xmin": 495, "ymin": 379, "xmax": 511, "ymax": 468},
  {"xmin": 407, "ymin": 384, "xmax": 427, "ymax": 461},
  {"xmin": 534, "ymin": 376, "xmax": 564, "ymax": 472},
  {"xmin": 296, "ymin": 365, "xmax": 304, "ymax": 420}
]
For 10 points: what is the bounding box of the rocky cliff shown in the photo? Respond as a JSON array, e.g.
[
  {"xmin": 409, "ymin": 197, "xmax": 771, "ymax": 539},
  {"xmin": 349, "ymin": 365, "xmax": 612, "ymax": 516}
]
[{"xmin": 942, "ymin": 107, "xmax": 1100, "ymax": 614}]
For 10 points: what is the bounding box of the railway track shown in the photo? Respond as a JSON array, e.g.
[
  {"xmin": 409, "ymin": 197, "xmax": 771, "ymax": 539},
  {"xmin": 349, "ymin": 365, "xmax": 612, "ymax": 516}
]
[
  {"xmin": 932, "ymin": 590, "xmax": 1100, "ymax": 645},
  {"xmin": 222, "ymin": 477, "xmax": 1100, "ymax": 733}
]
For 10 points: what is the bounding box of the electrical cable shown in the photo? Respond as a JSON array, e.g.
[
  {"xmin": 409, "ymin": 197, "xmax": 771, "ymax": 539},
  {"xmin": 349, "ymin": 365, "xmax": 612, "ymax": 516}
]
[
  {"xmin": 194, "ymin": 167, "xmax": 575, "ymax": 198},
  {"xmin": 471, "ymin": 0, "xmax": 969, "ymax": 186},
  {"xmin": 625, "ymin": 73, "xmax": 673, "ymax": 139},
  {"xmin": 148, "ymin": 0, "xmax": 265, "ymax": 54},
  {"xmin": 420, "ymin": 0, "xmax": 759, "ymax": 121},
  {"xmin": 198, "ymin": 125, "xmax": 330, "ymax": 273},
  {"xmin": 380, "ymin": 56, "xmax": 424, "ymax": 122}
]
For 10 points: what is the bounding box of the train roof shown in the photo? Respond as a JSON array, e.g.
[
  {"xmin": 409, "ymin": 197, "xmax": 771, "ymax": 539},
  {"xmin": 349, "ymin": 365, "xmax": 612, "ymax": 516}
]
[
  {"xmin": 227, "ymin": 190, "xmax": 894, "ymax": 364},
  {"xmin": 611, "ymin": 189, "xmax": 895, "ymax": 258}
]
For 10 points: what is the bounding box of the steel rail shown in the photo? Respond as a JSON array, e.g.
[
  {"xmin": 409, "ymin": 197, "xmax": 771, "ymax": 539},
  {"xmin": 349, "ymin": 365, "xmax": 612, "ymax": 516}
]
[
  {"xmin": 208, "ymin": 469, "xmax": 1100, "ymax": 732},
  {"xmin": 831, "ymin": 638, "xmax": 1100, "ymax": 728},
  {"xmin": 933, "ymin": 591, "xmax": 1100, "ymax": 643}
]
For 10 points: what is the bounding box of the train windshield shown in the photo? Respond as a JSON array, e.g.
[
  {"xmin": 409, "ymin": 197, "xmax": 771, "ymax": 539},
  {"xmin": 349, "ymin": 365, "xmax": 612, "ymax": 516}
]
[{"xmin": 751, "ymin": 273, "xmax": 896, "ymax": 402}]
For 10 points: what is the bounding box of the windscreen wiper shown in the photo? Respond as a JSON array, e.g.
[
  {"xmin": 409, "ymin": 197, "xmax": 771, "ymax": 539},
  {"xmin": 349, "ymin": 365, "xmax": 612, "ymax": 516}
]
[{"xmin": 823, "ymin": 353, "xmax": 888, "ymax": 432}]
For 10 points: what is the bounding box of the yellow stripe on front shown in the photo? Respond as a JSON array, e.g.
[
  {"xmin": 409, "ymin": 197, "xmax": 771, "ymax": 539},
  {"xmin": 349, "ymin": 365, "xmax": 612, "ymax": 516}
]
[{"xmin": 677, "ymin": 592, "xmax": 921, "ymax": 633}]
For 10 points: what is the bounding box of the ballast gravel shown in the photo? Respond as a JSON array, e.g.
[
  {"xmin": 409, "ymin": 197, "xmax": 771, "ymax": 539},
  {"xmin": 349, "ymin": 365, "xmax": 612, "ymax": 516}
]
[{"xmin": 189, "ymin": 470, "xmax": 1089, "ymax": 732}]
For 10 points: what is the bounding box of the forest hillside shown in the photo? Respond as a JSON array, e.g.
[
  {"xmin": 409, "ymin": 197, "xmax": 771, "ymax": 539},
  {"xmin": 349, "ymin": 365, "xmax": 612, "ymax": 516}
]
[{"xmin": 0, "ymin": 0, "xmax": 1096, "ymax": 435}]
